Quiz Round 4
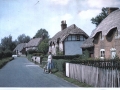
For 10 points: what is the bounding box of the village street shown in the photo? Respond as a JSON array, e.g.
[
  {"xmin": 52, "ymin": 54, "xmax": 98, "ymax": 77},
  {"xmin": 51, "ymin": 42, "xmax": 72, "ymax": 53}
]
[{"xmin": 0, "ymin": 57, "xmax": 77, "ymax": 87}]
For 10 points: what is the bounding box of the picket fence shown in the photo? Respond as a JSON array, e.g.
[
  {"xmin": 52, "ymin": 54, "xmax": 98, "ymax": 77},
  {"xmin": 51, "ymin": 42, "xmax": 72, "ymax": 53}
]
[{"xmin": 66, "ymin": 63, "xmax": 120, "ymax": 87}]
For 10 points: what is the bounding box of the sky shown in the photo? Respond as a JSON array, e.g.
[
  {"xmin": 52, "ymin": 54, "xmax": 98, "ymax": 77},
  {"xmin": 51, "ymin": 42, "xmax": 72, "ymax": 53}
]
[{"xmin": 0, "ymin": 0, "xmax": 120, "ymax": 42}]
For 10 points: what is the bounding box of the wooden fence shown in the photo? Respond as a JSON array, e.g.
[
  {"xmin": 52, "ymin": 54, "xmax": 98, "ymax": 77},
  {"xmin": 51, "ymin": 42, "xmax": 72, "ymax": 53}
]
[{"xmin": 66, "ymin": 62, "xmax": 120, "ymax": 87}]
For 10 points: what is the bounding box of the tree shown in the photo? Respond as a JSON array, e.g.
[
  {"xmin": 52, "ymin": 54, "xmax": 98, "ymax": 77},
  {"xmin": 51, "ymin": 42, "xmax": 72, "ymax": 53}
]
[
  {"xmin": 34, "ymin": 28, "xmax": 49, "ymax": 39},
  {"xmin": 17, "ymin": 34, "xmax": 30, "ymax": 44},
  {"xmin": 38, "ymin": 38, "xmax": 49, "ymax": 55},
  {"xmin": 91, "ymin": 7, "xmax": 108, "ymax": 27},
  {"xmin": 1, "ymin": 35, "xmax": 13, "ymax": 51}
]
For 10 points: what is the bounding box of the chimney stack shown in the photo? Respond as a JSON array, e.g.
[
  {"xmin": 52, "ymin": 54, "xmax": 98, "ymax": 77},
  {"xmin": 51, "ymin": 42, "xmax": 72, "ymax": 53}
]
[
  {"xmin": 108, "ymin": 7, "xmax": 119, "ymax": 14},
  {"xmin": 61, "ymin": 20, "xmax": 67, "ymax": 30}
]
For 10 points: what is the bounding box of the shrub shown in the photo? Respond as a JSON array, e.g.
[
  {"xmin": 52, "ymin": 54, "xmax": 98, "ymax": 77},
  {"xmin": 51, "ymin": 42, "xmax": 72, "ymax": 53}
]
[
  {"xmin": 53, "ymin": 55, "xmax": 81, "ymax": 60},
  {"xmin": 27, "ymin": 49, "xmax": 37, "ymax": 54},
  {"xmin": 82, "ymin": 49, "xmax": 89, "ymax": 60},
  {"xmin": 56, "ymin": 47, "xmax": 63, "ymax": 55},
  {"xmin": 32, "ymin": 53, "xmax": 42, "ymax": 56},
  {"xmin": 38, "ymin": 39, "xmax": 49, "ymax": 55},
  {"xmin": 0, "ymin": 51, "xmax": 4, "ymax": 59},
  {"xmin": 52, "ymin": 59, "xmax": 70, "ymax": 72},
  {"xmin": 3, "ymin": 49, "xmax": 12, "ymax": 57}
]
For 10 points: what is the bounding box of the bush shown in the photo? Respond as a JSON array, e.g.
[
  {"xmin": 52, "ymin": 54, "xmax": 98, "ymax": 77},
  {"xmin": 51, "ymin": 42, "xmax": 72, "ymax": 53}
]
[
  {"xmin": 3, "ymin": 49, "xmax": 12, "ymax": 57},
  {"xmin": 0, "ymin": 51, "xmax": 4, "ymax": 59},
  {"xmin": 52, "ymin": 59, "xmax": 70, "ymax": 72},
  {"xmin": 27, "ymin": 49, "xmax": 37, "ymax": 54},
  {"xmin": 53, "ymin": 55, "xmax": 81, "ymax": 60},
  {"xmin": 32, "ymin": 53, "xmax": 42, "ymax": 56},
  {"xmin": 82, "ymin": 50, "xmax": 89, "ymax": 59}
]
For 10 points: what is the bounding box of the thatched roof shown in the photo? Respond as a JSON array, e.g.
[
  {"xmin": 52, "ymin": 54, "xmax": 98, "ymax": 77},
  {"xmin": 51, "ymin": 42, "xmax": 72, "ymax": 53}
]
[
  {"xmin": 91, "ymin": 9, "xmax": 120, "ymax": 37},
  {"xmin": 81, "ymin": 38, "xmax": 94, "ymax": 48},
  {"xmin": 26, "ymin": 38, "xmax": 42, "ymax": 47},
  {"xmin": 13, "ymin": 43, "xmax": 26, "ymax": 52},
  {"xmin": 49, "ymin": 24, "xmax": 89, "ymax": 44}
]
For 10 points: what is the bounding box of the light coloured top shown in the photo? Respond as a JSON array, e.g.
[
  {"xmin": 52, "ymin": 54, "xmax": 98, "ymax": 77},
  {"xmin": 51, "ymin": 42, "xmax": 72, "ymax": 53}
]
[{"xmin": 48, "ymin": 55, "xmax": 52, "ymax": 63}]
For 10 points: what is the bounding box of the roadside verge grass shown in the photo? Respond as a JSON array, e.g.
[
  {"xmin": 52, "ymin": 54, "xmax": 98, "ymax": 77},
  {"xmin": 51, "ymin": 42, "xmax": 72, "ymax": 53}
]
[
  {"xmin": 53, "ymin": 71, "xmax": 92, "ymax": 87},
  {"xmin": 0, "ymin": 57, "xmax": 14, "ymax": 69}
]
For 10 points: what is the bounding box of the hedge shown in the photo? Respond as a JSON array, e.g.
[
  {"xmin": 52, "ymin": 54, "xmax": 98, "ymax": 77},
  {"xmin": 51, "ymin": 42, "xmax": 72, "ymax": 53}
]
[
  {"xmin": 0, "ymin": 50, "xmax": 12, "ymax": 59},
  {"xmin": 52, "ymin": 59, "xmax": 70, "ymax": 72},
  {"xmin": 0, "ymin": 51, "xmax": 4, "ymax": 59},
  {"xmin": 27, "ymin": 49, "xmax": 38, "ymax": 54},
  {"xmin": 52, "ymin": 55, "xmax": 81, "ymax": 60}
]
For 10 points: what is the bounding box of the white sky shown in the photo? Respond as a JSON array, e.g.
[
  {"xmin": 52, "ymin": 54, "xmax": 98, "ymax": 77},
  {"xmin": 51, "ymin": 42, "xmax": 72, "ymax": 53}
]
[{"xmin": 0, "ymin": 0, "xmax": 120, "ymax": 41}]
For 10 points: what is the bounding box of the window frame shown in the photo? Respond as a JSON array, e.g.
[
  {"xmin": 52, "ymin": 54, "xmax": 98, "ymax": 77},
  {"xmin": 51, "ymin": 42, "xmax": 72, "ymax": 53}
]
[
  {"xmin": 100, "ymin": 49, "xmax": 105, "ymax": 59},
  {"xmin": 65, "ymin": 34, "xmax": 86, "ymax": 41}
]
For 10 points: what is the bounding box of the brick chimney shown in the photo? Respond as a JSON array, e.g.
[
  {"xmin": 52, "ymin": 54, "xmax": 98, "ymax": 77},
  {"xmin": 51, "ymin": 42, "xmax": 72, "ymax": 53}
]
[
  {"xmin": 61, "ymin": 20, "xmax": 67, "ymax": 30},
  {"xmin": 108, "ymin": 7, "xmax": 119, "ymax": 14}
]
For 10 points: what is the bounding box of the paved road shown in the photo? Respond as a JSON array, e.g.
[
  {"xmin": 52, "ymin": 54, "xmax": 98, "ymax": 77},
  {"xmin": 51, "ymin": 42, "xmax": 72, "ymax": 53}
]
[{"xmin": 0, "ymin": 57, "xmax": 77, "ymax": 87}]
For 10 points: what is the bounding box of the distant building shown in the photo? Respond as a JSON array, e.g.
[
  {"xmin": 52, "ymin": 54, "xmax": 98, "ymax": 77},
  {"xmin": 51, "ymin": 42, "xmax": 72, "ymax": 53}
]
[
  {"xmin": 49, "ymin": 20, "xmax": 89, "ymax": 55},
  {"xmin": 26, "ymin": 38, "xmax": 42, "ymax": 51},
  {"xmin": 13, "ymin": 43, "xmax": 26, "ymax": 55}
]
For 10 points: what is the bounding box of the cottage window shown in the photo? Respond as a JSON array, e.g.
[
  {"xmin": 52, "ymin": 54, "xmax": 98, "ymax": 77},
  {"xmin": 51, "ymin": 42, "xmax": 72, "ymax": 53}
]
[
  {"xmin": 80, "ymin": 35, "xmax": 83, "ymax": 41},
  {"xmin": 65, "ymin": 34, "xmax": 86, "ymax": 41},
  {"xmin": 100, "ymin": 49, "xmax": 105, "ymax": 59},
  {"xmin": 68, "ymin": 35, "xmax": 72, "ymax": 41},
  {"xmin": 72, "ymin": 35, "xmax": 76, "ymax": 40},
  {"xmin": 76, "ymin": 35, "xmax": 80, "ymax": 41}
]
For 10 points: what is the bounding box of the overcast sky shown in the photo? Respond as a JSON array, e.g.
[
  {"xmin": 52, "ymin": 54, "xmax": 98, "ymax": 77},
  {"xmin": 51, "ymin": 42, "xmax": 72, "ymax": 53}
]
[{"xmin": 0, "ymin": 0, "xmax": 120, "ymax": 41}]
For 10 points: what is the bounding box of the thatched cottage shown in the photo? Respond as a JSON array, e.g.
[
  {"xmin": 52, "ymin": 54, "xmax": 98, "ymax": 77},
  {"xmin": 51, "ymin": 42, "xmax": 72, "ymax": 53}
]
[
  {"xmin": 91, "ymin": 7, "xmax": 120, "ymax": 59},
  {"xmin": 49, "ymin": 21, "xmax": 89, "ymax": 55},
  {"xmin": 13, "ymin": 43, "xmax": 26, "ymax": 55},
  {"xmin": 26, "ymin": 38, "xmax": 42, "ymax": 51}
]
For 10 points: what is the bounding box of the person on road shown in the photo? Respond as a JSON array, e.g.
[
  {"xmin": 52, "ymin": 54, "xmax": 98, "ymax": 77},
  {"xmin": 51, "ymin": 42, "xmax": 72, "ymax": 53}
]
[{"xmin": 47, "ymin": 52, "xmax": 52, "ymax": 73}]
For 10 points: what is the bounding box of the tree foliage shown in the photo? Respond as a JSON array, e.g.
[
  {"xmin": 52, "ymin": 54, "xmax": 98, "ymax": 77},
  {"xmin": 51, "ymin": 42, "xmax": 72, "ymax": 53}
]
[
  {"xmin": 17, "ymin": 34, "xmax": 30, "ymax": 44},
  {"xmin": 91, "ymin": 7, "xmax": 108, "ymax": 27},
  {"xmin": 1, "ymin": 35, "xmax": 14, "ymax": 51},
  {"xmin": 34, "ymin": 28, "xmax": 49, "ymax": 39},
  {"xmin": 38, "ymin": 38, "xmax": 49, "ymax": 54}
]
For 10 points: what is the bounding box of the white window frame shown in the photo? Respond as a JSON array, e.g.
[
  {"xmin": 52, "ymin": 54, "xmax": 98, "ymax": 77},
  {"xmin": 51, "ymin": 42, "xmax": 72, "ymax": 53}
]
[
  {"xmin": 100, "ymin": 49, "xmax": 105, "ymax": 59},
  {"xmin": 110, "ymin": 48, "xmax": 116, "ymax": 59}
]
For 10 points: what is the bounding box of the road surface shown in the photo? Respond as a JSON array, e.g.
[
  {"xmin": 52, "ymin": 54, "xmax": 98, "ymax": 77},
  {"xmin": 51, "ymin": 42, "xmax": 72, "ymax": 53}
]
[{"xmin": 0, "ymin": 57, "xmax": 77, "ymax": 87}]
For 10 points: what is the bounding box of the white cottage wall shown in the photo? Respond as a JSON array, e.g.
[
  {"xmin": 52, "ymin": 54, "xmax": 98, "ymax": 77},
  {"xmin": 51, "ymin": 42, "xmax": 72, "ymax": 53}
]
[
  {"xmin": 51, "ymin": 45, "xmax": 56, "ymax": 55},
  {"xmin": 59, "ymin": 42, "xmax": 63, "ymax": 51},
  {"xmin": 64, "ymin": 41, "xmax": 83, "ymax": 55},
  {"xmin": 49, "ymin": 46, "xmax": 52, "ymax": 53}
]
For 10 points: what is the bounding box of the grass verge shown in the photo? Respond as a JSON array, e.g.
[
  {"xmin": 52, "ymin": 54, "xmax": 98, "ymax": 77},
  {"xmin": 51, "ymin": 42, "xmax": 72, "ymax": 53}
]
[
  {"xmin": 0, "ymin": 57, "xmax": 14, "ymax": 69},
  {"xmin": 53, "ymin": 71, "xmax": 92, "ymax": 87}
]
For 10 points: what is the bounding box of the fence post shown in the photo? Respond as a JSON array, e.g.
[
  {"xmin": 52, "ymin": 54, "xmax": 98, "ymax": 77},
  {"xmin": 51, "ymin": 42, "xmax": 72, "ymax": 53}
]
[{"xmin": 66, "ymin": 63, "xmax": 70, "ymax": 77}]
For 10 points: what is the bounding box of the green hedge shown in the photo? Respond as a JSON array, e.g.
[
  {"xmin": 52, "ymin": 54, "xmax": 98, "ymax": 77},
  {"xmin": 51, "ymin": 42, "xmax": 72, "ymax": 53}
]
[
  {"xmin": 52, "ymin": 59, "xmax": 70, "ymax": 72},
  {"xmin": 27, "ymin": 49, "xmax": 37, "ymax": 54},
  {"xmin": 52, "ymin": 55, "xmax": 81, "ymax": 60},
  {"xmin": 0, "ymin": 51, "xmax": 4, "ymax": 59},
  {"xmin": 4, "ymin": 49, "xmax": 12, "ymax": 57},
  {"xmin": 32, "ymin": 53, "xmax": 43, "ymax": 56},
  {"xmin": 0, "ymin": 50, "xmax": 12, "ymax": 59}
]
